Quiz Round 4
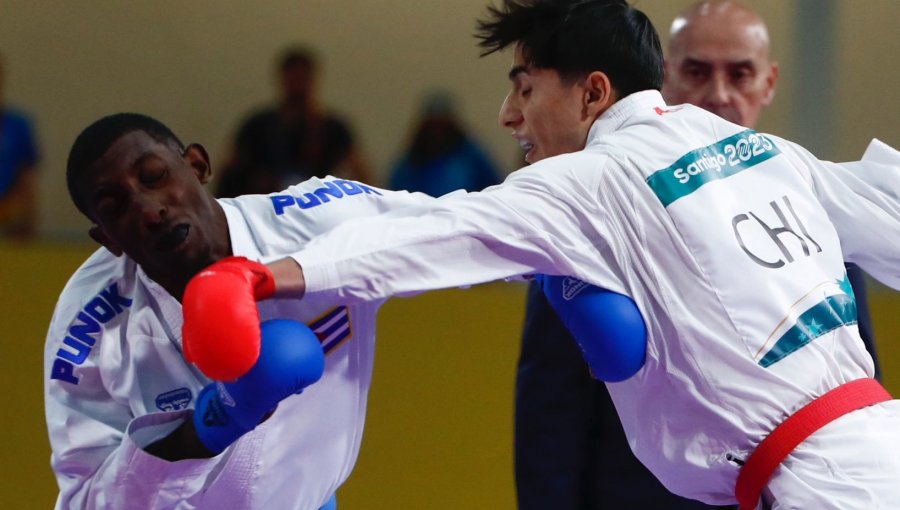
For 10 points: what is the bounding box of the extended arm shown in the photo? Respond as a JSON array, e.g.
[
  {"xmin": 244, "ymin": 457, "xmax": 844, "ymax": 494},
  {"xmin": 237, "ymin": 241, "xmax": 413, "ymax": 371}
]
[
  {"xmin": 799, "ymin": 138, "xmax": 900, "ymax": 289},
  {"xmin": 184, "ymin": 162, "xmax": 628, "ymax": 382},
  {"xmin": 282, "ymin": 163, "xmax": 626, "ymax": 304}
]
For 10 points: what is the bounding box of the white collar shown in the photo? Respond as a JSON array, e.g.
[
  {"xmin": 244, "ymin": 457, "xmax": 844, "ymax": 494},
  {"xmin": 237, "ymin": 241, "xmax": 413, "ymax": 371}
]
[{"xmin": 586, "ymin": 89, "xmax": 666, "ymax": 143}]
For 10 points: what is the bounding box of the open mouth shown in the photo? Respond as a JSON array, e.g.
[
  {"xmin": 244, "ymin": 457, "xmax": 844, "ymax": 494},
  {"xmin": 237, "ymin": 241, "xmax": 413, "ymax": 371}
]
[{"xmin": 157, "ymin": 224, "xmax": 190, "ymax": 252}]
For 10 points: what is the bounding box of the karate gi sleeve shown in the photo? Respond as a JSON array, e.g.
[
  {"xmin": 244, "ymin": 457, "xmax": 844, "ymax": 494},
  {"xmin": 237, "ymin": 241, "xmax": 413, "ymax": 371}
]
[
  {"xmin": 793, "ymin": 138, "xmax": 900, "ymax": 289},
  {"xmin": 291, "ymin": 156, "xmax": 628, "ymax": 304}
]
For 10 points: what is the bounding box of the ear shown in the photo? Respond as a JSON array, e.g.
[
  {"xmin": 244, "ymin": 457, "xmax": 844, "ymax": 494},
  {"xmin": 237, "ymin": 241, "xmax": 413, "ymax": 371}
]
[
  {"xmin": 583, "ymin": 71, "xmax": 617, "ymax": 119},
  {"xmin": 89, "ymin": 225, "xmax": 123, "ymax": 257},
  {"xmin": 762, "ymin": 61, "xmax": 779, "ymax": 106},
  {"xmin": 183, "ymin": 143, "xmax": 213, "ymax": 184}
]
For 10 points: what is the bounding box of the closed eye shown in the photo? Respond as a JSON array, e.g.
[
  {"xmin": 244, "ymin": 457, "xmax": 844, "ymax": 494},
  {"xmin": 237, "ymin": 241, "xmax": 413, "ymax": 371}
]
[
  {"xmin": 509, "ymin": 65, "xmax": 532, "ymax": 99},
  {"xmin": 140, "ymin": 162, "xmax": 169, "ymax": 186}
]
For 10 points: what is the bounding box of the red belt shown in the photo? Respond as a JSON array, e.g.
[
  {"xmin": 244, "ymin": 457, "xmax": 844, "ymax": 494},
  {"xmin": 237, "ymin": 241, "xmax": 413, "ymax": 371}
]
[{"xmin": 735, "ymin": 378, "xmax": 892, "ymax": 510}]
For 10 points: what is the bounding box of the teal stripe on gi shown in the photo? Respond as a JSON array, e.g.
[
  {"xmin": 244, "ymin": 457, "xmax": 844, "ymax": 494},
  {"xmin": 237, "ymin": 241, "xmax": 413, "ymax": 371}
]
[
  {"xmin": 647, "ymin": 129, "xmax": 782, "ymax": 207},
  {"xmin": 758, "ymin": 293, "xmax": 858, "ymax": 368}
]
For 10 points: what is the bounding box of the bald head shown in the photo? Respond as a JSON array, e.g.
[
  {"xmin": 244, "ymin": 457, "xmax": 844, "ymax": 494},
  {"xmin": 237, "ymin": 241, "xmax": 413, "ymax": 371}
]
[
  {"xmin": 670, "ymin": 0, "xmax": 770, "ymax": 46},
  {"xmin": 662, "ymin": 0, "xmax": 778, "ymax": 128}
]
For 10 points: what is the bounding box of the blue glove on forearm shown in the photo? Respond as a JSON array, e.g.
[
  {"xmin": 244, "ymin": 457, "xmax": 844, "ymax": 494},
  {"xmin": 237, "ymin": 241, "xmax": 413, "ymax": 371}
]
[
  {"xmin": 193, "ymin": 319, "xmax": 326, "ymax": 454},
  {"xmin": 537, "ymin": 274, "xmax": 647, "ymax": 382}
]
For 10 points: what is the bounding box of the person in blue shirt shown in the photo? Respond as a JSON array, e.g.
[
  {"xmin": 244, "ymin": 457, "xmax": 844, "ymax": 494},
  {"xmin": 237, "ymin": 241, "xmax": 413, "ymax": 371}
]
[
  {"xmin": 0, "ymin": 54, "xmax": 40, "ymax": 240},
  {"xmin": 390, "ymin": 90, "xmax": 502, "ymax": 197}
]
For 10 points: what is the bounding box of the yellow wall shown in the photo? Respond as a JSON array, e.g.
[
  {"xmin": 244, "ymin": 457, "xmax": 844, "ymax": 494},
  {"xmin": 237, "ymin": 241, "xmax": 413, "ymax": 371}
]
[
  {"xmin": 3, "ymin": 244, "xmax": 898, "ymax": 508},
  {"xmin": 1, "ymin": 244, "xmax": 93, "ymax": 507}
]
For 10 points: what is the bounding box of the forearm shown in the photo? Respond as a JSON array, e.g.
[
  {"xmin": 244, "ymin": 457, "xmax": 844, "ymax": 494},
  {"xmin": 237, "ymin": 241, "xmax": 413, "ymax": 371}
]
[
  {"xmin": 268, "ymin": 256, "xmax": 307, "ymax": 297},
  {"xmin": 287, "ymin": 184, "xmax": 599, "ymax": 303},
  {"xmin": 296, "ymin": 220, "xmax": 538, "ymax": 302}
]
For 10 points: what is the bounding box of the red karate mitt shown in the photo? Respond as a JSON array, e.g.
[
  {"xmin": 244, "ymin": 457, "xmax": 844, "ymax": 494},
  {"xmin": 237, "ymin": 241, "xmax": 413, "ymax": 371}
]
[{"xmin": 182, "ymin": 256, "xmax": 276, "ymax": 381}]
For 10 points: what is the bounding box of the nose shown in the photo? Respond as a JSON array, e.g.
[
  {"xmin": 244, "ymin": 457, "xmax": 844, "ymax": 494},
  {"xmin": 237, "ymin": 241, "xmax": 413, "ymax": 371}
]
[
  {"xmin": 133, "ymin": 193, "xmax": 166, "ymax": 229},
  {"xmin": 498, "ymin": 92, "xmax": 522, "ymax": 130},
  {"xmin": 704, "ymin": 72, "xmax": 731, "ymax": 108}
]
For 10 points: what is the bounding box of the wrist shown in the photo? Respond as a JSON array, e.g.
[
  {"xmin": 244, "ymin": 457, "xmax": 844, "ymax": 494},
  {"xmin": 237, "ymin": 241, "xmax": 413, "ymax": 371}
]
[
  {"xmin": 267, "ymin": 257, "xmax": 306, "ymax": 298},
  {"xmin": 211, "ymin": 256, "xmax": 276, "ymax": 300}
]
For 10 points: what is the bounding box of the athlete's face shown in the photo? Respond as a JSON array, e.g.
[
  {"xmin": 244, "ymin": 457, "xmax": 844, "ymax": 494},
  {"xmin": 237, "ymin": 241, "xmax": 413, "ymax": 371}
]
[
  {"xmin": 79, "ymin": 131, "xmax": 230, "ymax": 296},
  {"xmin": 662, "ymin": 12, "xmax": 778, "ymax": 129},
  {"xmin": 498, "ymin": 46, "xmax": 595, "ymax": 164}
]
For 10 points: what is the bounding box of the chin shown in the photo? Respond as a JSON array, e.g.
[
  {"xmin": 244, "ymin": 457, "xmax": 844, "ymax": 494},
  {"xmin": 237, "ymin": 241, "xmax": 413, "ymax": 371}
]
[
  {"xmin": 189, "ymin": 246, "xmax": 217, "ymax": 272},
  {"xmin": 166, "ymin": 244, "xmax": 210, "ymax": 277}
]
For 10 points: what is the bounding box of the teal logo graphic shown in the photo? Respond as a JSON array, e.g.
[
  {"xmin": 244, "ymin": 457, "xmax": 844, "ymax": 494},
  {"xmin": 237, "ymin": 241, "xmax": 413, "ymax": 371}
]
[
  {"xmin": 758, "ymin": 275, "xmax": 858, "ymax": 367},
  {"xmin": 647, "ymin": 129, "xmax": 781, "ymax": 207}
]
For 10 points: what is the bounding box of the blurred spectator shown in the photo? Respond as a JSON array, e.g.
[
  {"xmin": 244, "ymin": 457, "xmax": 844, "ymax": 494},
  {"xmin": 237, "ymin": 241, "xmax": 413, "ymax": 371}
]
[
  {"xmin": 389, "ymin": 90, "xmax": 502, "ymax": 196},
  {"xmin": 216, "ymin": 46, "xmax": 371, "ymax": 197},
  {"xmin": 0, "ymin": 54, "xmax": 39, "ymax": 240}
]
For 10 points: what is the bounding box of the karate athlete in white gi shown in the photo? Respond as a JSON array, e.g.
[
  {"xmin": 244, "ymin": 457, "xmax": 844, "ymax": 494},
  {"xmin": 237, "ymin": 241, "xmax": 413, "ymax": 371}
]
[
  {"xmin": 183, "ymin": 2, "xmax": 900, "ymax": 509},
  {"xmin": 44, "ymin": 113, "xmax": 436, "ymax": 510}
]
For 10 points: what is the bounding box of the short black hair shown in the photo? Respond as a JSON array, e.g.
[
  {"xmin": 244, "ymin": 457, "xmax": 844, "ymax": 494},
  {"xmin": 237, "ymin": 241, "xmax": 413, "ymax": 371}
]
[
  {"xmin": 66, "ymin": 113, "xmax": 185, "ymax": 217},
  {"xmin": 278, "ymin": 46, "xmax": 318, "ymax": 74},
  {"xmin": 476, "ymin": 0, "xmax": 663, "ymax": 95}
]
